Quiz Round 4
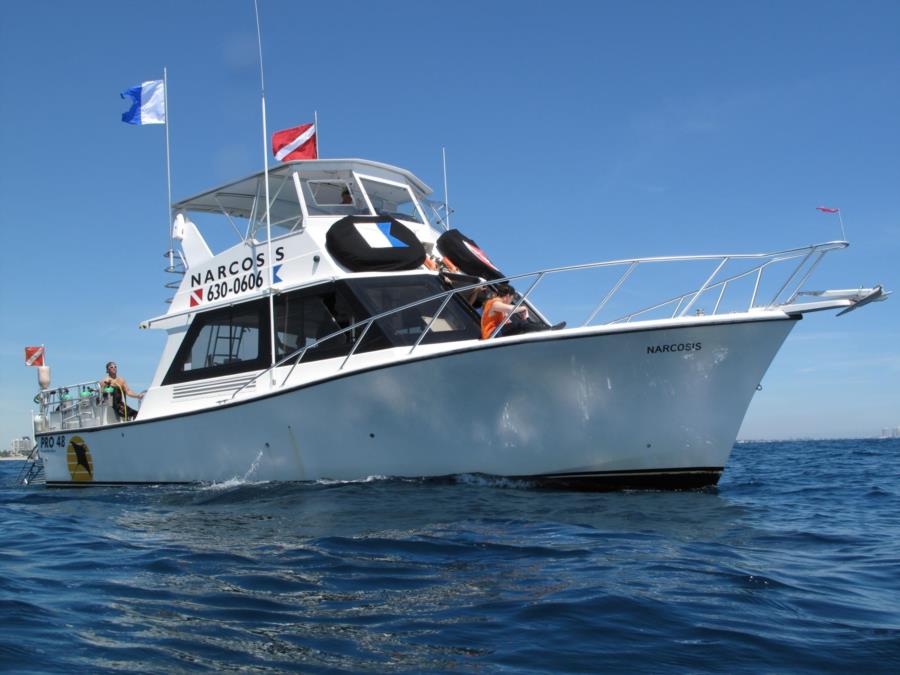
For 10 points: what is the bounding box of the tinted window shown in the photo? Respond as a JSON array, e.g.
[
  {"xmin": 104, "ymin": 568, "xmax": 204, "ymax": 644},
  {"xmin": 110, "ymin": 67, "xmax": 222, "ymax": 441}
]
[
  {"xmin": 274, "ymin": 282, "xmax": 385, "ymax": 363},
  {"xmin": 348, "ymin": 275, "xmax": 480, "ymax": 346},
  {"xmin": 164, "ymin": 300, "xmax": 269, "ymax": 384}
]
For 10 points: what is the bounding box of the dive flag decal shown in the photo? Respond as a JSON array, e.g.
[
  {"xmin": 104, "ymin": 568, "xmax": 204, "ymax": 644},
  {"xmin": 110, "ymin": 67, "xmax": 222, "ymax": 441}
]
[
  {"xmin": 190, "ymin": 288, "xmax": 203, "ymax": 307},
  {"xmin": 377, "ymin": 222, "xmax": 408, "ymax": 248},
  {"xmin": 355, "ymin": 221, "xmax": 409, "ymax": 248}
]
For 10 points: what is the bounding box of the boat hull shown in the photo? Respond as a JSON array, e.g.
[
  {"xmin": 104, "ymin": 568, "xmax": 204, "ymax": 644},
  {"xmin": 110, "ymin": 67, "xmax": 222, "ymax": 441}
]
[{"xmin": 37, "ymin": 317, "xmax": 796, "ymax": 489}]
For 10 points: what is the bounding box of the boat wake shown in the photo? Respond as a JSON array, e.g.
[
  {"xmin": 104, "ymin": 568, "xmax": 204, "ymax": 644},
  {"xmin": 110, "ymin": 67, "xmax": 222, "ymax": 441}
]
[
  {"xmin": 190, "ymin": 471, "xmax": 536, "ymax": 494},
  {"xmin": 201, "ymin": 450, "xmax": 268, "ymax": 490},
  {"xmin": 451, "ymin": 473, "xmax": 537, "ymax": 490},
  {"xmin": 312, "ymin": 473, "xmax": 537, "ymax": 490},
  {"xmin": 314, "ymin": 475, "xmax": 390, "ymax": 485}
]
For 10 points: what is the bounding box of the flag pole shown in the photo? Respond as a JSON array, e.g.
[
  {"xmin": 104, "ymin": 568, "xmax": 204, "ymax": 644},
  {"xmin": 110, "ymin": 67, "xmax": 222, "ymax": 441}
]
[
  {"xmin": 442, "ymin": 147, "xmax": 450, "ymax": 231},
  {"xmin": 163, "ymin": 67, "xmax": 174, "ymax": 270},
  {"xmin": 253, "ymin": 0, "xmax": 277, "ymax": 377},
  {"xmin": 838, "ymin": 210, "xmax": 847, "ymax": 241},
  {"xmin": 314, "ymin": 110, "xmax": 319, "ymax": 155}
]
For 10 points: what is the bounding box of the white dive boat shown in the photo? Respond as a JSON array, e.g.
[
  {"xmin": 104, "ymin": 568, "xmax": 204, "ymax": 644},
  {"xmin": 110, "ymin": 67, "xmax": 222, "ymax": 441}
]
[{"xmin": 29, "ymin": 158, "xmax": 888, "ymax": 489}]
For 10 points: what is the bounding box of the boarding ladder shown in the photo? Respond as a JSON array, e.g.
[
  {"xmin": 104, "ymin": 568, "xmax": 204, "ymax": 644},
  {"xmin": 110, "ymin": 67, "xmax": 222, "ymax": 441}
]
[{"xmin": 13, "ymin": 444, "xmax": 45, "ymax": 486}]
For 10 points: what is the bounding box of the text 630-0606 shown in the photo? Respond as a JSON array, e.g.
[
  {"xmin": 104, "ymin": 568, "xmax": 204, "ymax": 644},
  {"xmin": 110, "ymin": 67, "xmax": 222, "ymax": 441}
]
[{"xmin": 206, "ymin": 272, "xmax": 265, "ymax": 302}]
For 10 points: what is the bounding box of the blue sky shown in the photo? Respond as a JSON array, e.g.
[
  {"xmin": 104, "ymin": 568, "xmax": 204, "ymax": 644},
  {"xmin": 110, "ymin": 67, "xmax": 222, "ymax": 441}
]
[{"xmin": 1, "ymin": 0, "xmax": 897, "ymax": 444}]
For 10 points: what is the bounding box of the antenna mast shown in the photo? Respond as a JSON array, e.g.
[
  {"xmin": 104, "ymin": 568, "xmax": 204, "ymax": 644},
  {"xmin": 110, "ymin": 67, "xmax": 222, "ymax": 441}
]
[
  {"xmin": 253, "ymin": 0, "xmax": 277, "ymax": 375},
  {"xmin": 442, "ymin": 146, "xmax": 451, "ymax": 231},
  {"xmin": 163, "ymin": 67, "xmax": 174, "ymax": 270}
]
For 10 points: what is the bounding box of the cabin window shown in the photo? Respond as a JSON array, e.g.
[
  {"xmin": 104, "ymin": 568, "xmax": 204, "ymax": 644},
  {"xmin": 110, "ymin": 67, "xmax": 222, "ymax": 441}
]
[
  {"xmin": 348, "ymin": 275, "xmax": 480, "ymax": 346},
  {"xmin": 163, "ymin": 300, "xmax": 269, "ymax": 384},
  {"xmin": 273, "ymin": 282, "xmax": 385, "ymax": 363},
  {"xmin": 359, "ymin": 178, "xmax": 424, "ymax": 224},
  {"xmin": 300, "ymin": 180, "xmax": 368, "ymax": 217}
]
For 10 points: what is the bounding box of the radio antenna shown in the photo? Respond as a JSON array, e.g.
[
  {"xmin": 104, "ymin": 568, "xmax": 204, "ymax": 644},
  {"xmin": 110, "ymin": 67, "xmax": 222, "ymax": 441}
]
[
  {"xmin": 442, "ymin": 146, "xmax": 451, "ymax": 231},
  {"xmin": 253, "ymin": 0, "xmax": 277, "ymax": 375}
]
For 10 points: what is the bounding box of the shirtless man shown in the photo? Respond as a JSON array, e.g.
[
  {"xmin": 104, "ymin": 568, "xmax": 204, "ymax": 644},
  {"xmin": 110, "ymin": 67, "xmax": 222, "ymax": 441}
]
[{"xmin": 100, "ymin": 361, "xmax": 144, "ymax": 420}]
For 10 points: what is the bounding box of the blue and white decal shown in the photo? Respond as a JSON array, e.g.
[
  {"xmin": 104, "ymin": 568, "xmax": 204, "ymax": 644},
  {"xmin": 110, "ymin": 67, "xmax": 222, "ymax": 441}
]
[{"xmin": 355, "ymin": 221, "xmax": 409, "ymax": 248}]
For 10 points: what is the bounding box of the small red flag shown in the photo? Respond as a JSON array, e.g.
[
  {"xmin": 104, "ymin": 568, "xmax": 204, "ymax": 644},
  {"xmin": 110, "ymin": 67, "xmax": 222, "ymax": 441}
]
[
  {"xmin": 816, "ymin": 206, "xmax": 840, "ymax": 213},
  {"xmin": 25, "ymin": 346, "xmax": 45, "ymax": 367},
  {"xmin": 272, "ymin": 123, "xmax": 317, "ymax": 161}
]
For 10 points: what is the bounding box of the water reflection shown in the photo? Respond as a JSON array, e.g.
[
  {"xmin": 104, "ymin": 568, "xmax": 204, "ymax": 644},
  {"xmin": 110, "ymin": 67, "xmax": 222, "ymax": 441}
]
[{"xmin": 4, "ymin": 442, "xmax": 898, "ymax": 672}]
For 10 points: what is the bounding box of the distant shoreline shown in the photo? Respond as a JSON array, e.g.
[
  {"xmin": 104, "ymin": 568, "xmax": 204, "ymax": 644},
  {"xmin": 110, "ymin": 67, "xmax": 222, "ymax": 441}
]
[
  {"xmin": 0, "ymin": 456, "xmax": 27, "ymax": 462},
  {"xmin": 736, "ymin": 436, "xmax": 898, "ymax": 443}
]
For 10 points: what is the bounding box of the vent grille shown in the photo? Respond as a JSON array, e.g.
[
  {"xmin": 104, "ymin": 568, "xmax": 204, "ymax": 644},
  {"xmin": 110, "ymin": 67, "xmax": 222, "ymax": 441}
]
[{"xmin": 172, "ymin": 375, "xmax": 257, "ymax": 400}]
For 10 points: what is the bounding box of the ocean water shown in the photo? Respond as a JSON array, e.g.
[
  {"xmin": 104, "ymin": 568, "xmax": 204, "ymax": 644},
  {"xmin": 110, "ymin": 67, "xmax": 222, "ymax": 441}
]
[{"xmin": 1, "ymin": 439, "xmax": 898, "ymax": 673}]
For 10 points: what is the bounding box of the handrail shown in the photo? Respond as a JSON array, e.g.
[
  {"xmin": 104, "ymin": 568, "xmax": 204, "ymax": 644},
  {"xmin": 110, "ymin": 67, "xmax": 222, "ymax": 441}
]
[
  {"xmin": 678, "ymin": 256, "xmax": 730, "ymax": 318},
  {"xmin": 36, "ymin": 380, "xmax": 103, "ymax": 405},
  {"xmin": 784, "ymin": 250, "xmax": 828, "ymax": 305},
  {"xmin": 489, "ymin": 272, "xmax": 545, "ymax": 340},
  {"xmin": 141, "ymin": 240, "xmax": 848, "ymax": 329},
  {"xmin": 34, "ymin": 379, "xmax": 122, "ymax": 434},
  {"xmin": 583, "ymin": 261, "xmax": 637, "ymax": 327},
  {"xmin": 224, "ymin": 240, "xmax": 848, "ymax": 401},
  {"xmin": 612, "ymin": 251, "xmax": 808, "ymax": 323},
  {"xmin": 767, "ymin": 248, "xmax": 815, "ymax": 307}
]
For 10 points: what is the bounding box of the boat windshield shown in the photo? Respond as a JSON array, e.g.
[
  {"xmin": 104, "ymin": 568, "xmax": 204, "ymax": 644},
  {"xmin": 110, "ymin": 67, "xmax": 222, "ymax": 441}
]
[
  {"xmin": 358, "ymin": 178, "xmax": 424, "ymax": 224},
  {"xmin": 299, "ymin": 179, "xmax": 370, "ymax": 217},
  {"xmin": 297, "ymin": 176, "xmax": 425, "ymax": 224}
]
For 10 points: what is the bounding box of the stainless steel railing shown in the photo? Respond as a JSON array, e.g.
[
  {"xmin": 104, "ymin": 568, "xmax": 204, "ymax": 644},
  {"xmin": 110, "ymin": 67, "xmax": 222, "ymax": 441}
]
[
  {"xmin": 35, "ymin": 379, "xmax": 133, "ymax": 432},
  {"xmin": 230, "ymin": 240, "xmax": 848, "ymax": 400}
]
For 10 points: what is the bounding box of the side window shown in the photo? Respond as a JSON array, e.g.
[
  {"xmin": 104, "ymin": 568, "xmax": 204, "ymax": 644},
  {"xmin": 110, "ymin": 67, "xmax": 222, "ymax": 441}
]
[
  {"xmin": 349, "ymin": 275, "xmax": 481, "ymax": 346},
  {"xmin": 164, "ymin": 301, "xmax": 268, "ymax": 384},
  {"xmin": 274, "ymin": 283, "xmax": 383, "ymax": 363}
]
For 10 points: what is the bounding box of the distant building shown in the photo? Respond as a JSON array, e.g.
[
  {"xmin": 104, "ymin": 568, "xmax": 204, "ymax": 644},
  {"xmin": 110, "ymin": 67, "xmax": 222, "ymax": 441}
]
[
  {"xmin": 5, "ymin": 437, "xmax": 33, "ymax": 456},
  {"xmin": 880, "ymin": 427, "xmax": 900, "ymax": 439}
]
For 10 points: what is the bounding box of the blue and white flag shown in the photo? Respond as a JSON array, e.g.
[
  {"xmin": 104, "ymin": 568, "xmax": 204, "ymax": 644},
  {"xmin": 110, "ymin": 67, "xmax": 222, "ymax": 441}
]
[{"xmin": 120, "ymin": 80, "xmax": 165, "ymax": 125}]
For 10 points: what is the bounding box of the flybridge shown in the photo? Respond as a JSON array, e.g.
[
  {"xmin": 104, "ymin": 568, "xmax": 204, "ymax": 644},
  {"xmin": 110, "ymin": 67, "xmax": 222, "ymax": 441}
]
[
  {"xmin": 161, "ymin": 158, "xmax": 448, "ymax": 315},
  {"xmin": 171, "ymin": 158, "xmax": 437, "ymax": 240}
]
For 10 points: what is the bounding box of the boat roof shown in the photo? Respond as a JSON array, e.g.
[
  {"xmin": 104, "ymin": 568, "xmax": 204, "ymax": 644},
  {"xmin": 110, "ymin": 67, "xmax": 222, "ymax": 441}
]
[{"xmin": 172, "ymin": 158, "xmax": 433, "ymax": 219}]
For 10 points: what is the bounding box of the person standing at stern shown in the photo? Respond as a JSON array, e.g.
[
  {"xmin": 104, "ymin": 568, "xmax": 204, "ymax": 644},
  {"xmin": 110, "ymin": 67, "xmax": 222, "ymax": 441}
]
[{"xmin": 100, "ymin": 361, "xmax": 144, "ymax": 421}]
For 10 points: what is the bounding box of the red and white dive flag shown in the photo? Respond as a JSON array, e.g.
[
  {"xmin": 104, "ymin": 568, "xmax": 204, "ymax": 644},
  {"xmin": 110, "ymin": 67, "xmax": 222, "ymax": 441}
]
[
  {"xmin": 816, "ymin": 206, "xmax": 840, "ymax": 213},
  {"xmin": 272, "ymin": 123, "xmax": 317, "ymax": 161},
  {"xmin": 24, "ymin": 346, "xmax": 45, "ymax": 367}
]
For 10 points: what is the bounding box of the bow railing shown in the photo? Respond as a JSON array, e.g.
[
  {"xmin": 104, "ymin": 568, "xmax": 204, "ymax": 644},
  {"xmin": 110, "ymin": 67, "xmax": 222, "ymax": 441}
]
[{"xmin": 230, "ymin": 240, "xmax": 848, "ymax": 400}]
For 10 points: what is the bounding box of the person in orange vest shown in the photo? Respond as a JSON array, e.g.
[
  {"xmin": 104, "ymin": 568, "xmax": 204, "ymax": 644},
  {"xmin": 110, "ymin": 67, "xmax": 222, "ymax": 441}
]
[{"xmin": 480, "ymin": 284, "xmax": 535, "ymax": 339}]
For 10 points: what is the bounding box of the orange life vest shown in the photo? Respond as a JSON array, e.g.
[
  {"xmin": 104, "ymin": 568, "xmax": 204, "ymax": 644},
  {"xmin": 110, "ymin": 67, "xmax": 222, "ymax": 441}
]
[{"xmin": 481, "ymin": 298, "xmax": 506, "ymax": 339}]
